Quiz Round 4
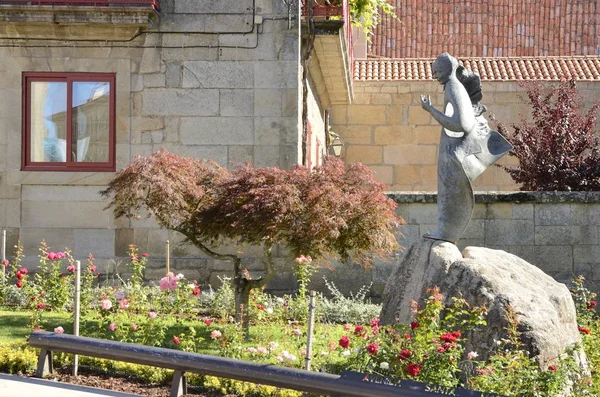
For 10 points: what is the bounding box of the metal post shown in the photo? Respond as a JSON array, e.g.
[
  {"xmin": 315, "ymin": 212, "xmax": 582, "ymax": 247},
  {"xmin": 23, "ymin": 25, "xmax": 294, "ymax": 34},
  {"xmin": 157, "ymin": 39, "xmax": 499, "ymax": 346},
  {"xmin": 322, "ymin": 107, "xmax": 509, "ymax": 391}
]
[
  {"xmin": 166, "ymin": 240, "xmax": 170, "ymax": 274},
  {"xmin": 35, "ymin": 349, "xmax": 53, "ymax": 378},
  {"xmin": 304, "ymin": 290, "xmax": 316, "ymax": 371},
  {"xmin": 170, "ymin": 370, "xmax": 187, "ymax": 397},
  {"xmin": 1, "ymin": 230, "xmax": 6, "ymax": 281},
  {"xmin": 73, "ymin": 260, "xmax": 81, "ymax": 376}
]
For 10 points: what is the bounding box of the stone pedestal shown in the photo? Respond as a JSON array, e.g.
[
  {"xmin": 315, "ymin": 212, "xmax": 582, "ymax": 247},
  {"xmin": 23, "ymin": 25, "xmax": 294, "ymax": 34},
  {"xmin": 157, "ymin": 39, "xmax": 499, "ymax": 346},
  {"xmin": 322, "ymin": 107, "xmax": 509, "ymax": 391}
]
[{"xmin": 380, "ymin": 239, "xmax": 584, "ymax": 367}]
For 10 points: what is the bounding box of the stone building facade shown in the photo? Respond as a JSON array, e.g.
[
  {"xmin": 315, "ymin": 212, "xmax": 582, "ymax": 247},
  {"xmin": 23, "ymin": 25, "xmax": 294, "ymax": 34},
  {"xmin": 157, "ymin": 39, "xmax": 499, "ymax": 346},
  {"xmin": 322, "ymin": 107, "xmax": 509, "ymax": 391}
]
[{"xmin": 0, "ymin": 0, "xmax": 352, "ymax": 286}]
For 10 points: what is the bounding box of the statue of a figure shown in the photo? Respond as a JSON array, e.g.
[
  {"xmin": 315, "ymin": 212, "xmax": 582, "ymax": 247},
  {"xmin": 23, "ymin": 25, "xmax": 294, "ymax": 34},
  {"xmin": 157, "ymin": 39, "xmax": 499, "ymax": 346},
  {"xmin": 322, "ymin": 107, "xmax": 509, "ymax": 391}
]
[{"xmin": 420, "ymin": 53, "xmax": 512, "ymax": 244}]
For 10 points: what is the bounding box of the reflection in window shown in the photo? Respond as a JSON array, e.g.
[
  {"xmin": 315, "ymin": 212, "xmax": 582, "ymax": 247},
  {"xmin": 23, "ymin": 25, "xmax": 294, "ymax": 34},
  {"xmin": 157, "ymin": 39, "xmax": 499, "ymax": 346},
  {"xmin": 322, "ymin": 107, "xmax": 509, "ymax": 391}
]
[
  {"xmin": 72, "ymin": 82, "xmax": 110, "ymax": 163},
  {"xmin": 23, "ymin": 73, "xmax": 115, "ymax": 171},
  {"xmin": 30, "ymin": 81, "xmax": 67, "ymax": 162}
]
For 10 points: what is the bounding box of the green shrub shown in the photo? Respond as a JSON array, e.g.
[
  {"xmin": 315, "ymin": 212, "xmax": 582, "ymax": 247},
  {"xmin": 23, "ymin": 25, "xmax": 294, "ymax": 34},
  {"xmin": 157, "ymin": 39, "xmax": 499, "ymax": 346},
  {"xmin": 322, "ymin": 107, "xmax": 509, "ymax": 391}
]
[
  {"xmin": 2, "ymin": 285, "xmax": 27, "ymax": 307},
  {"xmin": 202, "ymin": 277, "xmax": 235, "ymax": 320},
  {"xmin": 317, "ymin": 277, "xmax": 380, "ymax": 324},
  {"xmin": 0, "ymin": 342, "xmax": 38, "ymax": 374}
]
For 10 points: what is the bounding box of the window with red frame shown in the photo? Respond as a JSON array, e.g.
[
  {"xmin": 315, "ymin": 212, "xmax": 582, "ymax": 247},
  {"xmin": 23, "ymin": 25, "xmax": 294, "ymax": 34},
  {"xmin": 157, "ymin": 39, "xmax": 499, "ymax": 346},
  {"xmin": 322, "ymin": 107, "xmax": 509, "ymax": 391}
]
[{"xmin": 22, "ymin": 72, "xmax": 116, "ymax": 171}]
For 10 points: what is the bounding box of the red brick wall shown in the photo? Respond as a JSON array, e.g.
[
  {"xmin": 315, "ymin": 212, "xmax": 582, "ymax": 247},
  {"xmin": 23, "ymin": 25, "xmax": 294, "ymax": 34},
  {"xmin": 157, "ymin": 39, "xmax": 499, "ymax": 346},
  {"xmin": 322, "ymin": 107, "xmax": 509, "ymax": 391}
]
[{"xmin": 370, "ymin": 0, "xmax": 600, "ymax": 58}]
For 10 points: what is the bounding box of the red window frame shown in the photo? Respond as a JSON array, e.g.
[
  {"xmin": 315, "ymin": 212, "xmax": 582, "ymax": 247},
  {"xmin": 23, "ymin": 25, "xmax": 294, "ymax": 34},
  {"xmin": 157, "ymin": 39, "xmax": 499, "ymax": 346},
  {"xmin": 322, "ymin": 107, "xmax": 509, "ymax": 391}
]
[{"xmin": 22, "ymin": 72, "xmax": 116, "ymax": 172}]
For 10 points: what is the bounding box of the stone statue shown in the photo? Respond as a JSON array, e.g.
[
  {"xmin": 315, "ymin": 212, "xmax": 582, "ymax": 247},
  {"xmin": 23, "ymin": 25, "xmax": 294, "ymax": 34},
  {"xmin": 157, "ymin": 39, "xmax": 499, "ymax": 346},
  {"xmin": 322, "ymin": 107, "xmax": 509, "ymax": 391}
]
[{"xmin": 420, "ymin": 53, "xmax": 512, "ymax": 243}]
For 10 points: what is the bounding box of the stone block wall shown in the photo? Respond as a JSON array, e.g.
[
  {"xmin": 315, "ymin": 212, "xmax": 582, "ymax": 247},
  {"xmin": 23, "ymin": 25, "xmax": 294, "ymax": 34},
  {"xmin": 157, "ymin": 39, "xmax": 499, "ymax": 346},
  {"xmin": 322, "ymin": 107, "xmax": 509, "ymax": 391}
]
[
  {"xmin": 391, "ymin": 191, "xmax": 600, "ymax": 293},
  {"xmin": 0, "ymin": 0, "xmax": 303, "ymax": 268},
  {"xmin": 330, "ymin": 80, "xmax": 600, "ymax": 191}
]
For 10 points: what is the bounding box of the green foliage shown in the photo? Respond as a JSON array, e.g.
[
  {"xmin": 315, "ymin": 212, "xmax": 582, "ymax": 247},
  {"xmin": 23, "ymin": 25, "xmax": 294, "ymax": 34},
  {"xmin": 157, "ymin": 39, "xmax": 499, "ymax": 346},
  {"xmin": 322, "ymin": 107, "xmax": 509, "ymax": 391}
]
[
  {"xmin": 469, "ymin": 306, "xmax": 571, "ymax": 397},
  {"xmin": 0, "ymin": 243, "xmax": 26, "ymax": 307},
  {"xmin": 317, "ymin": 277, "xmax": 380, "ymax": 324},
  {"xmin": 569, "ymin": 276, "xmax": 600, "ymax": 394},
  {"xmin": 126, "ymin": 244, "xmax": 146, "ymax": 289},
  {"xmin": 202, "ymin": 276, "xmax": 236, "ymax": 320},
  {"xmin": 203, "ymin": 375, "xmax": 301, "ymax": 397},
  {"xmin": 79, "ymin": 254, "xmax": 100, "ymax": 316},
  {"xmin": 349, "ymin": 0, "xmax": 396, "ymax": 37},
  {"xmin": 33, "ymin": 241, "xmax": 75, "ymax": 311},
  {"xmin": 0, "ymin": 342, "xmax": 38, "ymax": 374},
  {"xmin": 2, "ymin": 285, "xmax": 27, "ymax": 307},
  {"xmin": 331, "ymin": 287, "xmax": 487, "ymax": 389}
]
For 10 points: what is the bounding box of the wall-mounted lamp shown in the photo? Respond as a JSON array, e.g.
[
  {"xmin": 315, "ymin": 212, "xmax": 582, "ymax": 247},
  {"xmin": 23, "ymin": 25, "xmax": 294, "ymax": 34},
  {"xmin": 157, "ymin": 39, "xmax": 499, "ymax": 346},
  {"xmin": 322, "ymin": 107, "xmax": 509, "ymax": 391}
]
[{"xmin": 328, "ymin": 131, "xmax": 343, "ymax": 157}]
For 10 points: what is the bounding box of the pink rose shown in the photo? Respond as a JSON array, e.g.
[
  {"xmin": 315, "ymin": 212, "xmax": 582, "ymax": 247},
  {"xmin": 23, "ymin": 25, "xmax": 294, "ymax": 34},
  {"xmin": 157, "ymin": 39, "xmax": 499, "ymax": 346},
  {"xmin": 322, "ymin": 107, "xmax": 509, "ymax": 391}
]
[
  {"xmin": 119, "ymin": 299, "xmax": 129, "ymax": 310},
  {"xmin": 159, "ymin": 272, "xmax": 178, "ymax": 291},
  {"xmin": 109, "ymin": 322, "xmax": 117, "ymax": 331},
  {"xmin": 149, "ymin": 311, "xmax": 157, "ymax": 319},
  {"xmin": 54, "ymin": 326, "xmax": 64, "ymax": 334},
  {"xmin": 100, "ymin": 299, "xmax": 112, "ymax": 311}
]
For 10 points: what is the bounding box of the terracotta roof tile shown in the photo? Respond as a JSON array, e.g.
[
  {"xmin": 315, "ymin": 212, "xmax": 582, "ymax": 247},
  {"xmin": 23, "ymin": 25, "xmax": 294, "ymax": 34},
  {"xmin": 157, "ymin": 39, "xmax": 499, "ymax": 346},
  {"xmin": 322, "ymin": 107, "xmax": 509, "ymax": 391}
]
[
  {"xmin": 369, "ymin": 0, "xmax": 600, "ymax": 58},
  {"xmin": 353, "ymin": 57, "xmax": 600, "ymax": 81}
]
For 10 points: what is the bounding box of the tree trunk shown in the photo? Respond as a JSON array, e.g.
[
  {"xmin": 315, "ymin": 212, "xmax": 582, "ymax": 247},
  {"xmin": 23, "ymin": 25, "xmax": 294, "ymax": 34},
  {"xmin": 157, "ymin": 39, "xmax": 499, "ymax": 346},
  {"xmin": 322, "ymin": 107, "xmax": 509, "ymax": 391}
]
[
  {"xmin": 234, "ymin": 275, "xmax": 251, "ymax": 337},
  {"xmin": 177, "ymin": 232, "xmax": 276, "ymax": 338},
  {"xmin": 234, "ymin": 244, "xmax": 276, "ymax": 339}
]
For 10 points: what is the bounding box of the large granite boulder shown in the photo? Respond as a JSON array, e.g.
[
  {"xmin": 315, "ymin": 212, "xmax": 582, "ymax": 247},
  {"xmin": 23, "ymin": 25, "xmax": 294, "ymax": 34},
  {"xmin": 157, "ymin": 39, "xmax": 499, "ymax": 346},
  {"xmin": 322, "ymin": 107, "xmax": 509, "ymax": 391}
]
[{"xmin": 380, "ymin": 239, "xmax": 583, "ymax": 367}]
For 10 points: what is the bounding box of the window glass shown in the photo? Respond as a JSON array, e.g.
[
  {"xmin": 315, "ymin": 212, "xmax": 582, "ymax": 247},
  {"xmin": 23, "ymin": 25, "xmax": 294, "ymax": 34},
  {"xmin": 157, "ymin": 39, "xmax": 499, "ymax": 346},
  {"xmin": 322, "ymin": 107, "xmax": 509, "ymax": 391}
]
[
  {"xmin": 30, "ymin": 81, "xmax": 67, "ymax": 162},
  {"xmin": 72, "ymin": 82, "xmax": 110, "ymax": 163},
  {"xmin": 23, "ymin": 73, "xmax": 115, "ymax": 171}
]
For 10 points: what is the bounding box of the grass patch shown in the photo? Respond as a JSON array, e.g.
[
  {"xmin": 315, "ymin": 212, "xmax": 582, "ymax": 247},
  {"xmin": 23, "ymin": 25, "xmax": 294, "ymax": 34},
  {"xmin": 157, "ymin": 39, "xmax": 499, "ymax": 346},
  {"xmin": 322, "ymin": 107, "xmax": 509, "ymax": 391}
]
[
  {"xmin": 0, "ymin": 308, "xmax": 345, "ymax": 365},
  {"xmin": 0, "ymin": 309, "xmax": 71, "ymax": 344}
]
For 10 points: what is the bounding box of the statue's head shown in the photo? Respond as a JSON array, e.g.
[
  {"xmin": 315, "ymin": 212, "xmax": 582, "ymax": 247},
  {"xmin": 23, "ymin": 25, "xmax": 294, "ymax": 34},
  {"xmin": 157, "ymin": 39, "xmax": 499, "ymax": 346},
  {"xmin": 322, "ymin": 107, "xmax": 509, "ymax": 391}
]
[{"xmin": 432, "ymin": 53, "xmax": 458, "ymax": 84}]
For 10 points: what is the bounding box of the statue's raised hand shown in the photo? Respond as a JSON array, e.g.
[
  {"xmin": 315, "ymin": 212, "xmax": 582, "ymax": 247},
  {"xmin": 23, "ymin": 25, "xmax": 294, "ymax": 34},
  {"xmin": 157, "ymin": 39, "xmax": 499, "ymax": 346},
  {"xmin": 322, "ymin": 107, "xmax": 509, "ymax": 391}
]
[{"xmin": 420, "ymin": 95, "xmax": 432, "ymax": 112}]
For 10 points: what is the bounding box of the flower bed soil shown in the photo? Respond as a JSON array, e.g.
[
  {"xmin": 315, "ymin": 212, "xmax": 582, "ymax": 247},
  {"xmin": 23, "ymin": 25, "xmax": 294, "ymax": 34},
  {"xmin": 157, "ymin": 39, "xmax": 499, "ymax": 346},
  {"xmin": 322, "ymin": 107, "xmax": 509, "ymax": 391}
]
[{"xmin": 40, "ymin": 367, "xmax": 236, "ymax": 397}]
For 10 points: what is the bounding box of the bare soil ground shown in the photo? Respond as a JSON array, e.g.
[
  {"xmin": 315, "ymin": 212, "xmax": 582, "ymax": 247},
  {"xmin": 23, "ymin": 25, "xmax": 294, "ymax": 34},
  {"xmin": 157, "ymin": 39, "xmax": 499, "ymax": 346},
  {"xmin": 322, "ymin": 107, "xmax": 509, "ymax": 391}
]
[{"xmin": 40, "ymin": 367, "xmax": 236, "ymax": 397}]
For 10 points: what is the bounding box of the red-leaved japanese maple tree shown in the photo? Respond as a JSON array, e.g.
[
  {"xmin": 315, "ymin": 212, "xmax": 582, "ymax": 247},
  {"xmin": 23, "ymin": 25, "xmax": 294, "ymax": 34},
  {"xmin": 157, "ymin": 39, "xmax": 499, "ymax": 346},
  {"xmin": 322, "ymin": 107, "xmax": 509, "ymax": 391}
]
[
  {"xmin": 101, "ymin": 150, "xmax": 400, "ymax": 332},
  {"xmin": 499, "ymin": 80, "xmax": 600, "ymax": 191}
]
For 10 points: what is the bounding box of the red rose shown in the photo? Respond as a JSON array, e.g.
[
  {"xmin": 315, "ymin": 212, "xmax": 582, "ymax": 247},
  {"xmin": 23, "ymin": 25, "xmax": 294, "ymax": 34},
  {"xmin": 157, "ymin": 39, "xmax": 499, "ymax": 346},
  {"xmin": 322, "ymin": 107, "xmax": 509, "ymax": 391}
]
[
  {"xmin": 203, "ymin": 319, "xmax": 212, "ymax": 326},
  {"xmin": 19, "ymin": 268, "xmax": 28, "ymax": 275},
  {"xmin": 440, "ymin": 332, "xmax": 458, "ymax": 343},
  {"xmin": 405, "ymin": 363, "xmax": 422, "ymax": 377},
  {"xmin": 15, "ymin": 281, "xmax": 23, "ymax": 288},
  {"xmin": 404, "ymin": 333, "xmax": 411, "ymax": 340},
  {"xmin": 410, "ymin": 321, "xmax": 419, "ymax": 330},
  {"xmin": 339, "ymin": 335, "xmax": 350, "ymax": 349},
  {"xmin": 15, "ymin": 272, "xmax": 23, "ymax": 280},
  {"xmin": 398, "ymin": 349, "xmax": 411, "ymax": 360},
  {"xmin": 192, "ymin": 286, "xmax": 201, "ymax": 296},
  {"xmin": 172, "ymin": 336, "xmax": 180, "ymax": 345},
  {"xmin": 367, "ymin": 343, "xmax": 378, "ymax": 355},
  {"xmin": 587, "ymin": 301, "xmax": 597, "ymax": 311},
  {"xmin": 354, "ymin": 325, "xmax": 365, "ymax": 336},
  {"xmin": 370, "ymin": 318, "xmax": 380, "ymax": 328},
  {"xmin": 578, "ymin": 326, "xmax": 591, "ymax": 335},
  {"xmin": 451, "ymin": 330, "xmax": 461, "ymax": 338},
  {"xmin": 142, "ymin": 253, "xmax": 148, "ymax": 257},
  {"xmin": 37, "ymin": 302, "xmax": 44, "ymax": 310},
  {"xmin": 548, "ymin": 365, "xmax": 557, "ymax": 372},
  {"xmin": 90, "ymin": 265, "xmax": 97, "ymax": 273}
]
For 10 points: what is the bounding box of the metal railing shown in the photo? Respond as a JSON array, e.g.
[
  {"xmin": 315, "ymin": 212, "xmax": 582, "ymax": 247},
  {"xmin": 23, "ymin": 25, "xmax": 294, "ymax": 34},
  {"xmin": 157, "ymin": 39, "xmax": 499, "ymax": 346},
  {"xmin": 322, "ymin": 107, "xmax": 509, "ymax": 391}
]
[
  {"xmin": 0, "ymin": 0, "xmax": 159, "ymax": 10},
  {"xmin": 29, "ymin": 331, "xmax": 501, "ymax": 397}
]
